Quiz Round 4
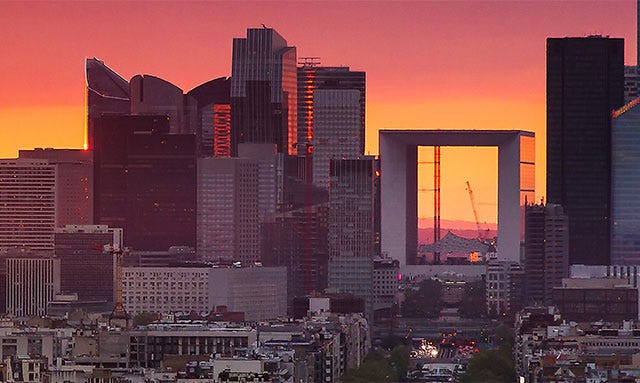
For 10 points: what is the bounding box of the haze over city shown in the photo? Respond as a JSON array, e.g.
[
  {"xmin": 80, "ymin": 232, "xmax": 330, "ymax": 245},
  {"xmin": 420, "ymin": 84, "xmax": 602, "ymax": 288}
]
[{"xmin": 2, "ymin": 0, "xmax": 637, "ymax": 222}]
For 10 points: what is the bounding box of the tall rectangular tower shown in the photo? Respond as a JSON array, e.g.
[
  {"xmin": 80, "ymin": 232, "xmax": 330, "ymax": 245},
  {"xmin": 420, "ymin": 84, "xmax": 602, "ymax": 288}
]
[
  {"xmin": 546, "ymin": 36, "xmax": 624, "ymax": 265},
  {"xmin": 231, "ymin": 28, "xmax": 297, "ymax": 156},
  {"xmin": 328, "ymin": 157, "xmax": 376, "ymax": 320}
]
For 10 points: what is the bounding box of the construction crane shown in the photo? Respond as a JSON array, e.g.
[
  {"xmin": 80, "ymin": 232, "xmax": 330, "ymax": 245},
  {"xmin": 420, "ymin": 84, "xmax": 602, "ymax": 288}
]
[
  {"xmin": 417, "ymin": 146, "xmax": 441, "ymax": 263},
  {"xmin": 465, "ymin": 181, "xmax": 484, "ymax": 241},
  {"xmin": 104, "ymin": 243, "xmax": 130, "ymax": 327}
]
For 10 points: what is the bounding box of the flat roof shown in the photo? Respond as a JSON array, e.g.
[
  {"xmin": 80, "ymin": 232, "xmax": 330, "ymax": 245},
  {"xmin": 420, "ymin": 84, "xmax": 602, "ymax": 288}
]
[{"xmin": 379, "ymin": 129, "xmax": 534, "ymax": 146}]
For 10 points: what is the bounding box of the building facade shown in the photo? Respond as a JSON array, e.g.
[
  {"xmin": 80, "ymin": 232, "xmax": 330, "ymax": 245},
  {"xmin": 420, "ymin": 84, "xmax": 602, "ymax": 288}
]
[
  {"xmin": 0, "ymin": 159, "xmax": 56, "ymax": 253},
  {"xmin": 546, "ymin": 36, "xmax": 624, "ymax": 265},
  {"xmin": 230, "ymin": 28, "xmax": 297, "ymax": 156},
  {"xmin": 187, "ymin": 77, "xmax": 231, "ymax": 158},
  {"xmin": 6, "ymin": 257, "xmax": 60, "ymax": 317}
]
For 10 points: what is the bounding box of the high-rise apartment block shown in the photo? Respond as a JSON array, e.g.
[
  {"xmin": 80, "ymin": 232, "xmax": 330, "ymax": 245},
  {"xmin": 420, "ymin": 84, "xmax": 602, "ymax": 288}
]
[
  {"xmin": 524, "ymin": 203, "xmax": 569, "ymax": 306},
  {"xmin": 93, "ymin": 115, "xmax": 196, "ymax": 251},
  {"xmin": 327, "ymin": 157, "xmax": 376, "ymax": 319},
  {"xmin": 231, "ymin": 28, "xmax": 297, "ymax": 155},
  {"xmin": 612, "ymin": 98, "xmax": 640, "ymax": 264},
  {"xmin": 546, "ymin": 36, "xmax": 624, "ymax": 265},
  {"xmin": 18, "ymin": 148, "xmax": 93, "ymax": 226},
  {"xmin": 0, "ymin": 159, "xmax": 56, "ymax": 252},
  {"xmin": 297, "ymin": 65, "xmax": 365, "ymax": 154},
  {"xmin": 54, "ymin": 225, "xmax": 122, "ymax": 303},
  {"xmin": 6, "ymin": 257, "xmax": 60, "ymax": 317}
]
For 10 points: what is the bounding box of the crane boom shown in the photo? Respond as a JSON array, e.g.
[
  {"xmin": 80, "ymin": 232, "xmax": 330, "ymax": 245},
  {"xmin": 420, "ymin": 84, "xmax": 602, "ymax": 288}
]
[{"xmin": 465, "ymin": 181, "xmax": 483, "ymax": 240}]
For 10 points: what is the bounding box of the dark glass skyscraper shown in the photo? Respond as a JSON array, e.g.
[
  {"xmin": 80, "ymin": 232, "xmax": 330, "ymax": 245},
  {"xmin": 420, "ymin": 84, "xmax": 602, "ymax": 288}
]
[
  {"xmin": 85, "ymin": 58, "xmax": 130, "ymax": 150},
  {"xmin": 546, "ymin": 36, "xmax": 624, "ymax": 265},
  {"xmin": 93, "ymin": 115, "xmax": 196, "ymax": 251},
  {"xmin": 187, "ymin": 77, "xmax": 231, "ymax": 158},
  {"xmin": 231, "ymin": 28, "xmax": 297, "ymax": 156}
]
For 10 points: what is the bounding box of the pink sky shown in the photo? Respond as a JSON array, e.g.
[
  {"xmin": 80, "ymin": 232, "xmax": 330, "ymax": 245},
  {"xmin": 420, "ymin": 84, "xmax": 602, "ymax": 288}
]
[{"xmin": 0, "ymin": 1, "xmax": 636, "ymax": 222}]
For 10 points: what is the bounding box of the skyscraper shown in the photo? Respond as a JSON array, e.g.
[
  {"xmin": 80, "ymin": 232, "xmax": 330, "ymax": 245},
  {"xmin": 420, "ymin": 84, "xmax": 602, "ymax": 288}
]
[
  {"xmin": 312, "ymin": 89, "xmax": 363, "ymax": 189},
  {"xmin": 187, "ymin": 77, "xmax": 231, "ymax": 158},
  {"xmin": 231, "ymin": 28, "xmax": 297, "ymax": 156},
  {"xmin": 327, "ymin": 157, "xmax": 376, "ymax": 320},
  {"xmin": 546, "ymin": 36, "xmax": 624, "ymax": 265},
  {"xmin": 612, "ymin": 98, "xmax": 640, "ymax": 264},
  {"xmin": 85, "ymin": 58, "xmax": 130, "ymax": 151},
  {"xmin": 93, "ymin": 115, "xmax": 196, "ymax": 251},
  {"xmin": 297, "ymin": 65, "xmax": 366, "ymax": 155}
]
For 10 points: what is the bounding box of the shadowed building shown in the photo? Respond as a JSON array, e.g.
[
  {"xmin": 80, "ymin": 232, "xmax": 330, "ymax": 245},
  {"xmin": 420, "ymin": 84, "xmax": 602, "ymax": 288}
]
[
  {"xmin": 85, "ymin": 58, "xmax": 130, "ymax": 151},
  {"xmin": 93, "ymin": 115, "xmax": 196, "ymax": 251},
  {"xmin": 546, "ymin": 36, "xmax": 624, "ymax": 265},
  {"xmin": 231, "ymin": 28, "xmax": 297, "ymax": 156},
  {"xmin": 187, "ymin": 77, "xmax": 231, "ymax": 158}
]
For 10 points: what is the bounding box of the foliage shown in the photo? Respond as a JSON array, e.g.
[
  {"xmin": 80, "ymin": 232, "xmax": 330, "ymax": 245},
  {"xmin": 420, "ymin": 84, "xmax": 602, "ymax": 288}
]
[
  {"xmin": 342, "ymin": 346, "xmax": 410, "ymax": 383},
  {"xmin": 401, "ymin": 279, "xmax": 443, "ymax": 319},
  {"xmin": 458, "ymin": 280, "xmax": 486, "ymax": 319},
  {"xmin": 460, "ymin": 324, "xmax": 516, "ymax": 383}
]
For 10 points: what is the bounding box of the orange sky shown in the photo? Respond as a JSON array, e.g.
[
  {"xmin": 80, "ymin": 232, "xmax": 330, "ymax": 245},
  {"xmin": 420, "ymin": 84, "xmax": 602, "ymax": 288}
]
[{"xmin": 0, "ymin": 1, "xmax": 636, "ymax": 222}]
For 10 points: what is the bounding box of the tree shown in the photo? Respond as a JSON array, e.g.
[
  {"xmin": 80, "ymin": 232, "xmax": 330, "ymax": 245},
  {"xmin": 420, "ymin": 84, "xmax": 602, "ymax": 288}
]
[
  {"xmin": 389, "ymin": 345, "xmax": 410, "ymax": 381},
  {"xmin": 342, "ymin": 350, "xmax": 395, "ymax": 383},
  {"xmin": 458, "ymin": 280, "xmax": 486, "ymax": 319},
  {"xmin": 132, "ymin": 311, "xmax": 160, "ymax": 326},
  {"xmin": 401, "ymin": 279, "xmax": 443, "ymax": 318},
  {"xmin": 459, "ymin": 348, "xmax": 516, "ymax": 383}
]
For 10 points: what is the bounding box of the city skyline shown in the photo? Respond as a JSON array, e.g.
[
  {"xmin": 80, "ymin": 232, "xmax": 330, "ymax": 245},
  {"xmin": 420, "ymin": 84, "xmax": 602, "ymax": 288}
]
[{"xmin": 1, "ymin": 1, "xmax": 637, "ymax": 222}]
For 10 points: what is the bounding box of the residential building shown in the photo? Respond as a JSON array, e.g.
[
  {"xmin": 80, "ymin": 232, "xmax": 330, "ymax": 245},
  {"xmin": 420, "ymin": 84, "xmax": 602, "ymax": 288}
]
[
  {"xmin": 0, "ymin": 159, "xmax": 56, "ymax": 253},
  {"xmin": 231, "ymin": 27, "xmax": 297, "ymax": 155},
  {"xmin": 6, "ymin": 257, "xmax": 60, "ymax": 317},
  {"xmin": 546, "ymin": 36, "xmax": 624, "ymax": 265},
  {"xmin": 524, "ymin": 203, "xmax": 569, "ymax": 305},
  {"xmin": 19, "ymin": 148, "xmax": 93, "ymax": 226}
]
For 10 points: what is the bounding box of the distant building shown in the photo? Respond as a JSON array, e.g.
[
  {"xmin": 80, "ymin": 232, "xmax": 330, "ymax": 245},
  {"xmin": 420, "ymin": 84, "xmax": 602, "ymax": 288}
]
[
  {"xmin": 187, "ymin": 77, "xmax": 231, "ymax": 158},
  {"xmin": 19, "ymin": 148, "xmax": 93, "ymax": 226},
  {"xmin": 297, "ymin": 65, "xmax": 365, "ymax": 156},
  {"xmin": 6, "ymin": 257, "xmax": 60, "ymax": 317},
  {"xmin": 373, "ymin": 258, "xmax": 399, "ymax": 312},
  {"xmin": 546, "ymin": 36, "xmax": 625, "ymax": 265},
  {"xmin": 130, "ymin": 74, "xmax": 197, "ymax": 135},
  {"xmin": 93, "ymin": 115, "xmax": 196, "ymax": 251},
  {"xmin": 85, "ymin": 58, "xmax": 130, "ymax": 151},
  {"xmin": 486, "ymin": 260, "xmax": 524, "ymax": 316},
  {"xmin": 553, "ymin": 278, "xmax": 638, "ymax": 322},
  {"xmin": 54, "ymin": 225, "xmax": 122, "ymax": 303},
  {"xmin": 524, "ymin": 203, "xmax": 569, "ymax": 306},
  {"xmin": 328, "ymin": 157, "xmax": 376, "ymax": 320},
  {"xmin": 231, "ymin": 28, "xmax": 297, "ymax": 155},
  {"xmin": 0, "ymin": 159, "xmax": 56, "ymax": 253},
  {"xmin": 312, "ymin": 89, "xmax": 363, "ymax": 189},
  {"xmin": 612, "ymin": 98, "xmax": 640, "ymax": 264},
  {"xmin": 126, "ymin": 246, "xmax": 197, "ymax": 267},
  {"xmin": 625, "ymin": 65, "xmax": 639, "ymax": 103}
]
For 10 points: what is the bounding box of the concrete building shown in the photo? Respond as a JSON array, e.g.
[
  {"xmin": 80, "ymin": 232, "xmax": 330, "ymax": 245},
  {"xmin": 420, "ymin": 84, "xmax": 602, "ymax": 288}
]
[
  {"xmin": 6, "ymin": 257, "xmax": 60, "ymax": 317},
  {"xmin": 0, "ymin": 159, "xmax": 56, "ymax": 253},
  {"xmin": 486, "ymin": 260, "xmax": 524, "ymax": 317},
  {"xmin": 209, "ymin": 266, "xmax": 287, "ymax": 321},
  {"xmin": 372, "ymin": 258, "xmax": 399, "ymax": 312},
  {"xmin": 327, "ymin": 158, "xmax": 376, "ymax": 320},
  {"xmin": 624, "ymin": 65, "xmax": 639, "ymax": 103},
  {"xmin": 312, "ymin": 89, "xmax": 363, "ymax": 189},
  {"xmin": 380, "ymin": 130, "xmax": 534, "ymax": 265},
  {"xmin": 547, "ymin": 36, "xmax": 624, "ymax": 265},
  {"xmin": 122, "ymin": 267, "xmax": 210, "ymax": 315},
  {"xmin": 524, "ymin": 203, "xmax": 569, "ymax": 305},
  {"xmin": 19, "ymin": 148, "xmax": 93, "ymax": 226},
  {"xmin": 297, "ymin": 65, "xmax": 365, "ymax": 156},
  {"xmin": 612, "ymin": 98, "xmax": 640, "ymax": 264},
  {"xmin": 54, "ymin": 225, "xmax": 122, "ymax": 303}
]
